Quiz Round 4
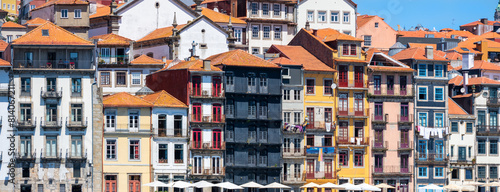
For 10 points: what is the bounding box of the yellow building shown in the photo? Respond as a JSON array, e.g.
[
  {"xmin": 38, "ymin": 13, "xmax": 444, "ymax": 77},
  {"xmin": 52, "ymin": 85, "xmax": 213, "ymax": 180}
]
[
  {"xmin": 102, "ymin": 92, "xmax": 153, "ymax": 192},
  {"xmin": 288, "ymin": 28, "xmax": 370, "ymax": 188},
  {"xmin": 2, "ymin": 0, "xmax": 17, "ymax": 15}
]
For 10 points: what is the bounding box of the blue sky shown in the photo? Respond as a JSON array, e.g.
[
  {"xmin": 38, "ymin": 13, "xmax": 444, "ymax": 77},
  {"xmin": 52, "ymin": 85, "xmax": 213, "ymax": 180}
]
[{"xmin": 355, "ymin": 0, "xmax": 498, "ymax": 30}]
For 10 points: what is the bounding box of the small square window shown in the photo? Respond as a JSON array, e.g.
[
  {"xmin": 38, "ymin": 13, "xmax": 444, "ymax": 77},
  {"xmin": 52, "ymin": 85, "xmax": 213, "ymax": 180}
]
[
  {"xmin": 42, "ymin": 30, "xmax": 49, "ymax": 36},
  {"xmin": 375, "ymin": 22, "xmax": 379, "ymax": 28}
]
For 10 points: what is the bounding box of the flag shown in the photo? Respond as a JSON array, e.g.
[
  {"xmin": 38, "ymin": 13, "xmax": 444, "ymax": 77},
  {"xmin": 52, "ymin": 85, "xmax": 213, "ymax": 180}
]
[{"xmin": 318, "ymin": 148, "xmax": 323, "ymax": 162}]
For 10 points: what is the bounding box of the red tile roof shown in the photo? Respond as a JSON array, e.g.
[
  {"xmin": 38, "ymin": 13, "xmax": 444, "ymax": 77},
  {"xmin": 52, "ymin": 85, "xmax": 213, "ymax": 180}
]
[
  {"xmin": 2, "ymin": 21, "xmax": 26, "ymax": 29},
  {"xmin": 130, "ymin": 55, "xmax": 165, "ymax": 65},
  {"xmin": 392, "ymin": 47, "xmax": 449, "ymax": 61},
  {"xmin": 356, "ymin": 15, "xmax": 376, "ymax": 28},
  {"xmin": 0, "ymin": 39, "xmax": 8, "ymax": 52},
  {"xmin": 408, "ymin": 43, "xmax": 436, "ymax": 50},
  {"xmin": 269, "ymin": 45, "xmax": 336, "ymax": 72},
  {"xmin": 12, "ymin": 22, "xmax": 93, "ymax": 46},
  {"xmin": 444, "ymin": 52, "xmax": 462, "ymax": 60},
  {"xmin": 313, "ymin": 28, "xmax": 363, "ymax": 42},
  {"xmin": 452, "ymin": 93, "xmax": 473, "ymax": 99},
  {"xmin": 90, "ymin": 33, "xmax": 131, "ymax": 46},
  {"xmin": 136, "ymin": 24, "xmax": 187, "ymax": 42},
  {"xmin": 0, "ymin": 58, "xmax": 11, "ymax": 67},
  {"xmin": 89, "ymin": 3, "xmax": 125, "ymax": 18},
  {"xmin": 103, "ymin": 92, "xmax": 153, "ymax": 107},
  {"xmin": 448, "ymin": 97, "xmax": 468, "ymax": 115},
  {"xmin": 368, "ymin": 66, "xmax": 414, "ymax": 72},
  {"xmin": 207, "ymin": 49, "xmax": 279, "ymax": 68},
  {"xmin": 169, "ymin": 59, "xmax": 222, "ymax": 71},
  {"xmin": 460, "ymin": 20, "xmax": 500, "ymax": 27},
  {"xmin": 449, "ymin": 76, "xmax": 500, "ymax": 86},
  {"xmin": 24, "ymin": 17, "xmax": 49, "ymax": 26},
  {"xmin": 397, "ymin": 30, "xmax": 475, "ymax": 39},
  {"xmin": 32, "ymin": 0, "xmax": 88, "ymax": 11},
  {"xmin": 269, "ymin": 57, "xmax": 301, "ymax": 66},
  {"xmin": 455, "ymin": 60, "xmax": 500, "ymax": 71},
  {"xmin": 141, "ymin": 90, "xmax": 187, "ymax": 108},
  {"xmin": 201, "ymin": 8, "xmax": 245, "ymax": 24}
]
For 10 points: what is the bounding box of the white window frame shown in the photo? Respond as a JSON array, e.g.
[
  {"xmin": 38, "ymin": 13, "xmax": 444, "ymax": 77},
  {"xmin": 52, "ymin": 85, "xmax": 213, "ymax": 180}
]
[
  {"xmin": 252, "ymin": 25, "xmax": 260, "ymax": 39},
  {"xmin": 61, "ymin": 9, "xmax": 68, "ymax": 18},
  {"xmin": 105, "ymin": 138, "xmax": 117, "ymax": 160},
  {"xmin": 364, "ymin": 35, "xmax": 372, "ymax": 46},
  {"xmin": 273, "ymin": 4, "xmax": 280, "ymax": 16},
  {"xmin": 330, "ymin": 11, "xmax": 339, "ymax": 22},
  {"xmin": 263, "ymin": 26, "xmax": 271, "ymax": 39},
  {"xmin": 74, "ymin": 9, "xmax": 81, "ymax": 18},
  {"xmin": 128, "ymin": 139, "xmax": 141, "ymax": 161},
  {"xmin": 342, "ymin": 11, "xmax": 350, "ymax": 23},
  {"xmin": 234, "ymin": 28, "xmax": 242, "ymax": 42},
  {"xmin": 307, "ymin": 11, "xmax": 314, "ymax": 22},
  {"xmin": 317, "ymin": 11, "xmax": 326, "ymax": 22},
  {"xmin": 417, "ymin": 86, "xmax": 428, "ymax": 101},
  {"xmin": 131, "ymin": 72, "xmax": 141, "ymax": 85},
  {"xmin": 434, "ymin": 87, "xmax": 444, "ymax": 101},
  {"xmin": 274, "ymin": 26, "xmax": 281, "ymax": 39},
  {"xmin": 434, "ymin": 167, "xmax": 445, "ymax": 178},
  {"xmin": 105, "ymin": 109, "xmax": 116, "ymax": 131},
  {"xmin": 128, "ymin": 109, "xmax": 140, "ymax": 132},
  {"xmin": 262, "ymin": 3, "xmax": 269, "ymax": 16}
]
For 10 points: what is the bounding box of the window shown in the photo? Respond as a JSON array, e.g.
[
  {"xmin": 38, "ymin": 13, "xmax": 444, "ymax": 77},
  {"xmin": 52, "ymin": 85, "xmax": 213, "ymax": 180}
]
[
  {"xmin": 74, "ymin": 9, "xmax": 81, "ymax": 18},
  {"xmin": 451, "ymin": 122, "xmax": 458, "ymax": 132},
  {"xmin": 105, "ymin": 110, "xmax": 116, "ymax": 130},
  {"xmin": 263, "ymin": 26, "xmax": 271, "ymax": 39},
  {"xmin": 284, "ymin": 112, "xmax": 290, "ymax": 123},
  {"xmin": 252, "ymin": 25, "xmax": 259, "ymax": 38},
  {"xmin": 248, "ymin": 74, "xmax": 256, "ymax": 92},
  {"xmin": 46, "ymin": 104, "xmax": 57, "ymax": 122},
  {"xmin": 294, "ymin": 112, "xmax": 301, "ymax": 124},
  {"xmin": 46, "ymin": 136, "xmax": 57, "ymax": 157},
  {"xmin": 248, "ymin": 100, "xmax": 256, "ymax": 117},
  {"xmin": 25, "ymin": 52, "xmax": 33, "ymax": 67},
  {"xmin": 159, "ymin": 144, "xmax": 167, "ymax": 163},
  {"xmin": 251, "ymin": 2, "xmax": 258, "ymax": 15},
  {"xmin": 174, "ymin": 115, "xmax": 182, "ymax": 136},
  {"xmin": 306, "ymin": 135, "xmax": 314, "ymax": 146},
  {"xmin": 452, "ymin": 169, "xmax": 459, "ymax": 179},
  {"xmin": 71, "ymin": 78, "xmax": 81, "ymax": 96},
  {"xmin": 324, "ymin": 79, "xmax": 333, "ymax": 95},
  {"xmin": 307, "ymin": 11, "xmax": 314, "ymax": 22},
  {"xmin": 70, "ymin": 104, "xmax": 82, "ymax": 123},
  {"xmin": 258, "ymin": 101, "xmax": 267, "ymax": 118},
  {"xmin": 101, "ymin": 72, "xmax": 110, "ymax": 85},
  {"xmin": 364, "ymin": 36, "xmax": 371, "ymax": 46},
  {"xmin": 21, "ymin": 77, "xmax": 31, "ymax": 93},
  {"xmin": 252, "ymin": 48, "xmax": 259, "ymax": 55},
  {"xmin": 262, "ymin": 3, "xmax": 269, "ymax": 15},
  {"xmin": 259, "ymin": 150, "xmax": 268, "ymax": 165},
  {"xmin": 234, "ymin": 29, "xmax": 242, "ymax": 42},
  {"xmin": 116, "ymin": 72, "xmax": 126, "ymax": 86},
  {"xmin": 129, "ymin": 140, "xmax": 140, "ymax": 160},
  {"xmin": 375, "ymin": 22, "xmax": 379, "ymax": 28},
  {"xmin": 192, "ymin": 103, "xmax": 201, "ymax": 122},
  {"xmin": 259, "ymin": 127, "xmax": 267, "ymax": 142},
  {"xmin": 38, "ymin": 184, "xmax": 44, "ymax": 192},
  {"xmin": 469, "ymin": 146, "xmax": 472, "ymax": 158},
  {"xmin": 451, "ymin": 145, "xmax": 454, "ymax": 157},
  {"xmin": 294, "ymin": 163, "xmax": 301, "ymax": 178},
  {"xmin": 73, "ymin": 162, "xmax": 81, "ymax": 178},
  {"xmin": 20, "ymin": 104, "xmax": 32, "ymax": 123},
  {"xmin": 491, "ymin": 167, "xmax": 498, "ymax": 179},
  {"xmin": 331, "ymin": 11, "xmax": 339, "ymax": 22},
  {"xmin": 273, "ymin": 4, "xmax": 280, "ymax": 15},
  {"xmin": 131, "ymin": 72, "xmax": 141, "ymax": 85},
  {"xmin": 226, "ymin": 100, "xmax": 234, "ymax": 117},
  {"xmin": 306, "ymin": 79, "xmax": 315, "ymax": 94},
  {"xmin": 61, "ymin": 9, "xmax": 68, "ymax": 18},
  {"xmin": 325, "ymin": 108, "xmax": 332, "ymax": 123},
  {"xmin": 435, "ymin": 64, "xmax": 443, "ymax": 77},
  {"xmin": 46, "ymin": 78, "xmax": 56, "ymax": 91},
  {"xmin": 6, "ymin": 35, "xmax": 12, "ymax": 43},
  {"xmin": 418, "ymin": 87, "xmax": 427, "ymax": 100},
  {"xmin": 354, "ymin": 151, "xmax": 363, "ymax": 166},
  {"xmin": 478, "ymin": 166, "xmax": 486, "ymax": 178},
  {"xmin": 294, "ymin": 90, "xmax": 301, "ymax": 100},
  {"xmin": 318, "ymin": 11, "xmax": 326, "ymax": 22},
  {"xmin": 418, "ymin": 113, "xmax": 427, "ymax": 127},
  {"xmin": 478, "ymin": 140, "xmax": 486, "ymax": 154},
  {"xmin": 248, "ymin": 149, "xmax": 256, "ymax": 165},
  {"xmin": 466, "ymin": 123, "xmax": 473, "ymax": 133},
  {"xmin": 491, "ymin": 140, "xmax": 498, "ymax": 154},
  {"xmin": 342, "ymin": 44, "xmax": 357, "ymax": 56},
  {"xmin": 435, "ymin": 113, "xmax": 444, "ymax": 127},
  {"xmin": 466, "ymin": 169, "xmax": 473, "ymax": 179},
  {"xmin": 435, "ymin": 167, "xmax": 444, "ymax": 177},
  {"xmin": 106, "ymin": 139, "xmax": 116, "ymax": 160},
  {"xmin": 350, "ymin": 44, "xmax": 357, "ymax": 55},
  {"xmin": 129, "ymin": 175, "xmax": 141, "ymax": 192},
  {"xmin": 418, "ymin": 167, "xmax": 427, "ymax": 177},
  {"xmin": 174, "ymin": 144, "xmax": 183, "ymax": 163},
  {"xmin": 418, "ymin": 64, "xmax": 427, "ymax": 76},
  {"xmin": 274, "ymin": 26, "xmax": 281, "ymax": 39},
  {"xmin": 129, "ymin": 110, "xmax": 139, "ymax": 131},
  {"xmin": 339, "ymin": 150, "xmax": 348, "ymax": 166},
  {"xmin": 71, "ymin": 135, "xmax": 82, "ymax": 157},
  {"xmin": 435, "ymin": 87, "xmax": 443, "ymax": 101},
  {"xmin": 60, "ymin": 184, "xmax": 65, "ymax": 192},
  {"xmin": 343, "ymin": 12, "xmax": 350, "ymax": 23},
  {"xmin": 20, "ymin": 136, "xmax": 31, "ymax": 157}
]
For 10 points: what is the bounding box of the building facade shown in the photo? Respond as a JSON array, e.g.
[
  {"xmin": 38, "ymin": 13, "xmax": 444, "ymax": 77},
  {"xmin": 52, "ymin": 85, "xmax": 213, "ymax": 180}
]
[
  {"xmin": 297, "ymin": 0, "xmax": 357, "ymax": 36},
  {"xmin": 0, "ymin": 58, "xmax": 13, "ymax": 191},
  {"xmin": 356, "ymin": 15, "xmax": 397, "ymax": 50}
]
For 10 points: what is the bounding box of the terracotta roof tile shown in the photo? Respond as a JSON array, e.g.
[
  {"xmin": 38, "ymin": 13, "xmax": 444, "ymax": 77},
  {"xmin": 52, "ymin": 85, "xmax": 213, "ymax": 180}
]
[
  {"xmin": 103, "ymin": 92, "xmax": 153, "ymax": 107},
  {"xmin": 392, "ymin": 47, "xmax": 449, "ymax": 61},
  {"xmin": 141, "ymin": 90, "xmax": 187, "ymax": 108},
  {"xmin": 449, "ymin": 76, "xmax": 500, "ymax": 86},
  {"xmin": 312, "ymin": 28, "xmax": 363, "ymax": 42},
  {"xmin": 90, "ymin": 33, "xmax": 131, "ymax": 46},
  {"xmin": 136, "ymin": 24, "xmax": 187, "ymax": 42},
  {"xmin": 12, "ymin": 22, "xmax": 93, "ymax": 46},
  {"xmin": 207, "ymin": 49, "xmax": 280, "ymax": 68},
  {"xmin": 269, "ymin": 45, "xmax": 335, "ymax": 72},
  {"xmin": 460, "ymin": 20, "xmax": 500, "ymax": 27},
  {"xmin": 201, "ymin": 8, "xmax": 245, "ymax": 24},
  {"xmin": 397, "ymin": 30, "xmax": 475, "ymax": 39},
  {"xmin": 408, "ymin": 43, "xmax": 436, "ymax": 49},
  {"xmin": 455, "ymin": 60, "xmax": 500, "ymax": 71},
  {"xmin": 200, "ymin": 0, "xmax": 227, "ymax": 4},
  {"xmin": 269, "ymin": 57, "xmax": 301, "ymax": 66},
  {"xmin": 0, "ymin": 39, "xmax": 8, "ymax": 52},
  {"xmin": 24, "ymin": 17, "xmax": 49, "ymax": 26},
  {"xmin": 168, "ymin": 59, "xmax": 222, "ymax": 71},
  {"xmin": 368, "ymin": 66, "xmax": 414, "ymax": 72},
  {"xmin": 2, "ymin": 21, "xmax": 26, "ymax": 29},
  {"xmin": 89, "ymin": 3, "xmax": 125, "ymax": 18},
  {"xmin": 334, "ymin": 59, "xmax": 369, "ymax": 63},
  {"xmin": 130, "ymin": 55, "xmax": 165, "ymax": 65},
  {"xmin": 356, "ymin": 15, "xmax": 376, "ymax": 29},
  {"xmin": 32, "ymin": 0, "xmax": 88, "ymax": 11},
  {"xmin": 452, "ymin": 93, "xmax": 473, "ymax": 99},
  {"xmin": 448, "ymin": 97, "xmax": 468, "ymax": 115},
  {"xmin": 0, "ymin": 58, "xmax": 11, "ymax": 67},
  {"xmin": 445, "ymin": 52, "xmax": 462, "ymax": 60}
]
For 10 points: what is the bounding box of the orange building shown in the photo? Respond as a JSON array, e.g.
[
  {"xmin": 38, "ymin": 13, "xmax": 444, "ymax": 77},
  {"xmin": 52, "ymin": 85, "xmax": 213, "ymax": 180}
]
[{"xmin": 356, "ymin": 15, "xmax": 397, "ymax": 50}]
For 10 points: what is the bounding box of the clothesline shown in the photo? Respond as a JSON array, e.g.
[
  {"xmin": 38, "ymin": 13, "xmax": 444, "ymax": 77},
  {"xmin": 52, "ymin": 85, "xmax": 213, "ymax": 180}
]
[{"xmin": 417, "ymin": 125, "xmax": 448, "ymax": 139}]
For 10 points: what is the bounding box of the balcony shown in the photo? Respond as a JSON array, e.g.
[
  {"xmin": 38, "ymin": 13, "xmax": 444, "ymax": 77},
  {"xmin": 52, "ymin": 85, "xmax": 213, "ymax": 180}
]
[
  {"xmin": 15, "ymin": 117, "xmax": 37, "ymax": 131},
  {"xmin": 192, "ymin": 167, "xmax": 225, "ymax": 177},
  {"xmin": 283, "ymin": 123, "xmax": 305, "ymax": 134},
  {"xmin": 40, "ymin": 87, "xmax": 62, "ymax": 99},
  {"xmin": 105, "ymin": 124, "xmax": 153, "ymax": 136},
  {"xmin": 190, "ymin": 88, "xmax": 225, "ymax": 99},
  {"xmin": 416, "ymin": 152, "xmax": 448, "ymax": 164},
  {"xmin": 305, "ymin": 146, "xmax": 335, "ymax": 156},
  {"xmin": 191, "ymin": 115, "xmax": 225, "ymax": 125},
  {"xmin": 371, "ymin": 140, "xmax": 388, "ymax": 151},
  {"xmin": 98, "ymin": 55, "xmax": 129, "ymax": 65},
  {"xmin": 13, "ymin": 59, "xmax": 93, "ymax": 70},
  {"xmin": 283, "ymin": 147, "xmax": 306, "ymax": 157},
  {"xmin": 66, "ymin": 149, "xmax": 87, "ymax": 161},
  {"xmin": 191, "ymin": 141, "xmax": 226, "ymax": 151},
  {"xmin": 16, "ymin": 149, "xmax": 36, "ymax": 161},
  {"xmin": 449, "ymin": 157, "xmax": 475, "ymax": 164},
  {"xmin": 305, "ymin": 171, "xmax": 335, "ymax": 180},
  {"xmin": 337, "ymin": 137, "xmax": 370, "ymax": 146},
  {"xmin": 40, "ymin": 117, "xmax": 63, "ymax": 130},
  {"xmin": 282, "ymin": 174, "xmax": 306, "ymax": 184},
  {"xmin": 339, "ymin": 78, "xmax": 368, "ymax": 89},
  {"xmin": 398, "ymin": 114, "xmax": 414, "ymax": 124},
  {"xmin": 487, "ymin": 97, "xmax": 500, "ymax": 106},
  {"xmin": 371, "ymin": 86, "xmax": 413, "ymax": 98},
  {"xmin": 40, "ymin": 148, "xmax": 62, "ymax": 162},
  {"xmin": 372, "ymin": 114, "xmax": 388, "ymax": 124},
  {"xmin": 66, "ymin": 117, "xmax": 88, "ymax": 131},
  {"xmin": 476, "ymin": 125, "xmax": 500, "ymax": 135},
  {"xmin": 338, "ymin": 108, "xmax": 369, "ymax": 118},
  {"xmin": 397, "ymin": 141, "xmax": 413, "ymax": 151},
  {"xmin": 306, "ymin": 121, "xmax": 333, "ymax": 131},
  {"xmin": 372, "ymin": 165, "xmax": 413, "ymax": 176}
]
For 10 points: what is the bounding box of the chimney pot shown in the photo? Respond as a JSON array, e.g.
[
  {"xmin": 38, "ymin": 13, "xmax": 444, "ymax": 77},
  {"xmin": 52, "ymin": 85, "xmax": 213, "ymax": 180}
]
[
  {"xmin": 425, "ymin": 46, "xmax": 433, "ymax": 60},
  {"xmin": 203, "ymin": 60, "xmax": 211, "ymax": 71},
  {"xmin": 312, "ymin": 29, "xmax": 317, "ymax": 36},
  {"xmin": 461, "ymin": 52, "xmax": 474, "ymax": 70},
  {"xmin": 481, "ymin": 18, "xmax": 489, "ymax": 25}
]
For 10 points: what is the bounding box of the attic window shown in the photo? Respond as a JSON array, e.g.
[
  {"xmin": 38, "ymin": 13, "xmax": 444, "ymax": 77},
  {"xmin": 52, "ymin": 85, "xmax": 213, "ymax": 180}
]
[
  {"xmin": 461, "ymin": 47, "xmax": 470, "ymax": 51},
  {"xmin": 42, "ymin": 29, "xmax": 49, "ymax": 36}
]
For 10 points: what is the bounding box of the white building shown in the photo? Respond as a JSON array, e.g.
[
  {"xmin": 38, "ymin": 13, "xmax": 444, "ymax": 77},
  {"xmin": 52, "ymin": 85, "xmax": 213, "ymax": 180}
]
[
  {"xmin": 0, "ymin": 59, "xmax": 13, "ymax": 191},
  {"xmin": 0, "ymin": 21, "xmax": 27, "ymax": 43},
  {"xmin": 10, "ymin": 22, "xmax": 95, "ymax": 192},
  {"xmin": 297, "ymin": 0, "xmax": 357, "ymax": 36}
]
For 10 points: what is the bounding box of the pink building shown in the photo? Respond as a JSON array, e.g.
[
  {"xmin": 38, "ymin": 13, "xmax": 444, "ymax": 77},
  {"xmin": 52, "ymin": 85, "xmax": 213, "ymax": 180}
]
[
  {"xmin": 367, "ymin": 48, "xmax": 415, "ymax": 192},
  {"xmin": 357, "ymin": 15, "xmax": 397, "ymax": 50}
]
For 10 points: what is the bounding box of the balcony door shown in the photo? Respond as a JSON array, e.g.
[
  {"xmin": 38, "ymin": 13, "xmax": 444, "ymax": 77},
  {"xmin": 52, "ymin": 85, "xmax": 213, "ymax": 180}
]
[
  {"xmin": 400, "ymin": 155, "xmax": 409, "ymax": 173},
  {"xmin": 373, "ymin": 75, "xmax": 381, "ymax": 94},
  {"xmin": 458, "ymin": 147, "xmax": 466, "ymax": 161},
  {"xmin": 213, "ymin": 76, "xmax": 222, "ymax": 97},
  {"xmin": 338, "ymin": 122, "xmax": 348, "ymax": 143},
  {"xmin": 128, "ymin": 175, "xmax": 140, "ymax": 192},
  {"xmin": 374, "ymin": 155, "xmax": 383, "ymax": 173},
  {"xmin": 354, "ymin": 66, "xmax": 364, "ymax": 87},
  {"xmin": 339, "ymin": 93, "xmax": 348, "ymax": 115},
  {"xmin": 192, "ymin": 76, "xmax": 201, "ymax": 96},
  {"xmin": 354, "ymin": 93, "xmax": 364, "ymax": 116},
  {"xmin": 192, "ymin": 129, "xmax": 202, "ymax": 149},
  {"xmin": 339, "ymin": 65, "xmax": 348, "ymax": 87},
  {"xmin": 306, "ymin": 159, "xmax": 314, "ymax": 178},
  {"xmin": 325, "ymin": 159, "xmax": 333, "ymax": 178},
  {"xmin": 306, "ymin": 108, "xmax": 314, "ymax": 129},
  {"xmin": 212, "ymin": 129, "xmax": 221, "ymax": 149},
  {"xmin": 212, "ymin": 156, "xmax": 221, "ymax": 174}
]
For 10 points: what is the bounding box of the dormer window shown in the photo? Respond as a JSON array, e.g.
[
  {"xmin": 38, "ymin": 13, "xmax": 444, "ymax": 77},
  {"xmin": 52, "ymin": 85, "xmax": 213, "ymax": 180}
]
[
  {"xmin": 61, "ymin": 9, "xmax": 68, "ymax": 18},
  {"xmin": 42, "ymin": 30, "xmax": 49, "ymax": 36}
]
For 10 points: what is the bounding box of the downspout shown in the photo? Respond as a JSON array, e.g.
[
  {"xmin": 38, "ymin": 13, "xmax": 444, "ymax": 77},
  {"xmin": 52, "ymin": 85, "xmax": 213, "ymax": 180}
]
[{"xmin": 150, "ymin": 106, "xmax": 153, "ymax": 189}]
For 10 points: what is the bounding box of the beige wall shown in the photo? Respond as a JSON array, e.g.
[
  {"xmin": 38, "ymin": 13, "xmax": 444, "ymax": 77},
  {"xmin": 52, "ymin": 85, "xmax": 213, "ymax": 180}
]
[{"xmin": 357, "ymin": 16, "xmax": 397, "ymax": 50}]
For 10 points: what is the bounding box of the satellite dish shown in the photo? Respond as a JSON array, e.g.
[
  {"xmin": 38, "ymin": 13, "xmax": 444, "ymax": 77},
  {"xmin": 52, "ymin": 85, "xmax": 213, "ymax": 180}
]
[
  {"xmin": 460, "ymin": 88, "xmax": 465, "ymax": 93},
  {"xmin": 331, "ymin": 83, "xmax": 337, "ymax": 89}
]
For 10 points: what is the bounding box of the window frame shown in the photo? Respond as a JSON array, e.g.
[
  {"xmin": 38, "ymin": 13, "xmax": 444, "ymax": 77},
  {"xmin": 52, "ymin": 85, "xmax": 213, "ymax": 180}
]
[
  {"xmin": 418, "ymin": 167, "xmax": 428, "ymax": 178},
  {"xmin": 128, "ymin": 139, "xmax": 141, "ymax": 161},
  {"xmin": 342, "ymin": 11, "xmax": 350, "ymax": 23},
  {"xmin": 105, "ymin": 138, "xmax": 117, "ymax": 160},
  {"xmin": 317, "ymin": 11, "xmax": 326, "ymax": 22},
  {"xmin": 61, "ymin": 9, "xmax": 68, "ymax": 18},
  {"xmin": 364, "ymin": 35, "xmax": 372, "ymax": 46},
  {"xmin": 74, "ymin": 9, "xmax": 81, "ymax": 18},
  {"xmin": 330, "ymin": 11, "xmax": 339, "ymax": 22},
  {"xmin": 263, "ymin": 25, "xmax": 271, "ymax": 39},
  {"xmin": 434, "ymin": 87, "xmax": 444, "ymax": 101},
  {"xmin": 434, "ymin": 167, "xmax": 444, "ymax": 178},
  {"xmin": 323, "ymin": 79, "xmax": 333, "ymax": 95},
  {"xmin": 418, "ymin": 86, "xmax": 428, "ymax": 101},
  {"xmin": 306, "ymin": 78, "xmax": 315, "ymax": 95},
  {"xmin": 307, "ymin": 11, "xmax": 314, "ymax": 22}
]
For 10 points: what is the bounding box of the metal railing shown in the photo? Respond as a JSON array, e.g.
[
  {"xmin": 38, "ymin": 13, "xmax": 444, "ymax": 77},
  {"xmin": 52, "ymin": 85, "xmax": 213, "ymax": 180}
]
[
  {"xmin": 337, "ymin": 137, "xmax": 370, "ymax": 145},
  {"xmin": 13, "ymin": 59, "xmax": 93, "ymax": 69},
  {"xmin": 16, "ymin": 117, "xmax": 37, "ymax": 130},
  {"xmin": 105, "ymin": 123, "xmax": 153, "ymax": 134},
  {"xmin": 372, "ymin": 165, "xmax": 413, "ymax": 174},
  {"xmin": 372, "ymin": 114, "xmax": 388, "ymax": 123},
  {"xmin": 41, "ymin": 87, "xmax": 62, "ymax": 98},
  {"xmin": 417, "ymin": 152, "xmax": 447, "ymax": 161},
  {"xmin": 192, "ymin": 167, "xmax": 225, "ymax": 176},
  {"xmin": 338, "ymin": 108, "xmax": 369, "ymax": 117},
  {"xmin": 306, "ymin": 121, "xmax": 333, "ymax": 130},
  {"xmin": 98, "ymin": 55, "xmax": 129, "ymax": 65},
  {"xmin": 16, "ymin": 149, "xmax": 36, "ymax": 160},
  {"xmin": 283, "ymin": 147, "xmax": 306, "ymax": 156},
  {"xmin": 477, "ymin": 125, "xmax": 500, "ymax": 134},
  {"xmin": 398, "ymin": 141, "xmax": 413, "ymax": 150},
  {"xmin": 40, "ymin": 148, "xmax": 62, "ymax": 160},
  {"xmin": 305, "ymin": 171, "xmax": 334, "ymax": 179},
  {"xmin": 398, "ymin": 114, "xmax": 414, "ymax": 123},
  {"xmin": 40, "ymin": 117, "xmax": 63, "ymax": 129},
  {"xmin": 190, "ymin": 88, "xmax": 224, "ymax": 98},
  {"xmin": 66, "ymin": 148, "xmax": 87, "ymax": 159},
  {"xmin": 372, "ymin": 86, "xmax": 412, "ymax": 96},
  {"xmin": 65, "ymin": 117, "xmax": 88, "ymax": 129},
  {"xmin": 191, "ymin": 115, "xmax": 225, "ymax": 123},
  {"xmin": 192, "ymin": 141, "xmax": 226, "ymax": 150},
  {"xmin": 339, "ymin": 79, "xmax": 368, "ymax": 88},
  {"xmin": 372, "ymin": 140, "xmax": 388, "ymax": 149}
]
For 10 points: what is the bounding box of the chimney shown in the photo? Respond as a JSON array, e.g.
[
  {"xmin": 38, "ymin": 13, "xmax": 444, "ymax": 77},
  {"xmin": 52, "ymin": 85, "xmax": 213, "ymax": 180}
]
[
  {"xmin": 481, "ymin": 18, "xmax": 489, "ymax": 25},
  {"xmin": 305, "ymin": 21, "xmax": 310, "ymax": 30},
  {"xmin": 425, "ymin": 46, "xmax": 433, "ymax": 60},
  {"xmin": 203, "ymin": 60, "xmax": 211, "ymax": 71},
  {"xmin": 194, "ymin": 0, "xmax": 203, "ymax": 15},
  {"xmin": 463, "ymin": 71, "xmax": 469, "ymax": 94},
  {"xmin": 312, "ymin": 29, "xmax": 317, "ymax": 36},
  {"xmin": 461, "ymin": 52, "xmax": 474, "ymax": 70}
]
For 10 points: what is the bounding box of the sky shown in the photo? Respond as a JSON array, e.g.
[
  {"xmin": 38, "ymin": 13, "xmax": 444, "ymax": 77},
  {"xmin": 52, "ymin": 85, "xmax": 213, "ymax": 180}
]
[{"xmin": 355, "ymin": 0, "xmax": 498, "ymax": 31}]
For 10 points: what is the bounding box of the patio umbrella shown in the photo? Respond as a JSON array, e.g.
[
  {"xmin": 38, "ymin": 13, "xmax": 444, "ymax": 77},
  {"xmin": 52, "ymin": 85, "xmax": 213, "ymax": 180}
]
[
  {"xmin": 301, "ymin": 183, "xmax": 320, "ymax": 188},
  {"xmin": 443, "ymin": 184, "xmax": 463, "ymax": 191},
  {"xmin": 262, "ymin": 182, "xmax": 291, "ymax": 189},
  {"xmin": 356, "ymin": 183, "xmax": 381, "ymax": 191},
  {"xmin": 194, "ymin": 181, "xmax": 215, "ymax": 188},
  {"xmin": 340, "ymin": 183, "xmax": 362, "ymax": 191},
  {"xmin": 173, "ymin": 181, "xmax": 195, "ymax": 188},
  {"xmin": 420, "ymin": 184, "xmax": 443, "ymax": 191},
  {"xmin": 143, "ymin": 180, "xmax": 171, "ymax": 187},
  {"xmin": 464, "ymin": 182, "xmax": 484, "ymax": 186},
  {"xmin": 375, "ymin": 184, "xmax": 395, "ymax": 189},
  {"xmin": 241, "ymin": 181, "xmax": 264, "ymax": 192},
  {"xmin": 319, "ymin": 182, "xmax": 345, "ymax": 190},
  {"xmin": 460, "ymin": 186, "xmax": 475, "ymax": 191},
  {"xmin": 216, "ymin": 182, "xmax": 244, "ymax": 190}
]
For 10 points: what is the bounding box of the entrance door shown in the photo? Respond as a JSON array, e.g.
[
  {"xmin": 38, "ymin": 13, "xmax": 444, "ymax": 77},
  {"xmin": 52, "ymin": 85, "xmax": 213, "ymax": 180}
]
[
  {"xmin": 105, "ymin": 175, "xmax": 117, "ymax": 192},
  {"xmin": 306, "ymin": 108, "xmax": 314, "ymax": 129},
  {"xmin": 72, "ymin": 185, "xmax": 82, "ymax": 192},
  {"xmin": 129, "ymin": 175, "xmax": 141, "ymax": 192}
]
